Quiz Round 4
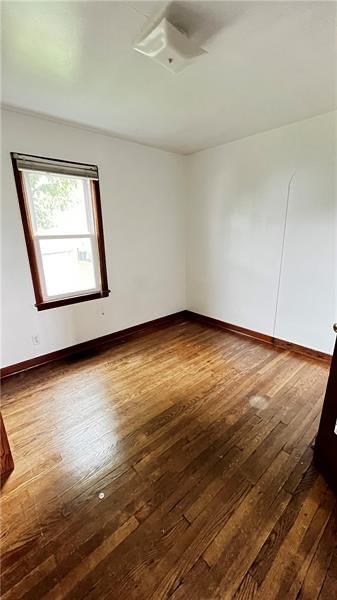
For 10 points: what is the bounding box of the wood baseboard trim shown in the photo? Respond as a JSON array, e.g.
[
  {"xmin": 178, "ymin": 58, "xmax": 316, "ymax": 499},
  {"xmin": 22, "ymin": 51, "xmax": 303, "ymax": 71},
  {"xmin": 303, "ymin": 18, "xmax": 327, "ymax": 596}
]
[
  {"xmin": 1, "ymin": 309, "xmax": 331, "ymax": 380},
  {"xmin": 185, "ymin": 311, "xmax": 332, "ymax": 364},
  {"xmin": 1, "ymin": 311, "xmax": 188, "ymax": 380}
]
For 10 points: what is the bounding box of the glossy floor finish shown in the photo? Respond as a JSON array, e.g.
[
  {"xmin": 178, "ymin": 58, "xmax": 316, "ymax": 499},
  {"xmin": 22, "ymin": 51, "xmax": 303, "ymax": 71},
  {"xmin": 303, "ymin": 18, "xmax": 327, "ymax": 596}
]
[{"xmin": 1, "ymin": 320, "xmax": 336, "ymax": 599}]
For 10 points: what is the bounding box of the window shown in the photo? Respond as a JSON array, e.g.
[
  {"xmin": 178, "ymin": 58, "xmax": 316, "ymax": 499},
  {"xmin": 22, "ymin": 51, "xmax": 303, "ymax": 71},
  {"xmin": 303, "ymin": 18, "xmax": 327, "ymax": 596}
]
[{"xmin": 11, "ymin": 153, "xmax": 109, "ymax": 310}]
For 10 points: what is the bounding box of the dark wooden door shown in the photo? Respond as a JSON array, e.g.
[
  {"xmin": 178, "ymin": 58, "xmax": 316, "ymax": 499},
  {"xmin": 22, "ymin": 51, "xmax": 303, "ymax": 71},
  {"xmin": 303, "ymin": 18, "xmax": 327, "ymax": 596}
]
[
  {"xmin": 314, "ymin": 325, "xmax": 337, "ymax": 492},
  {"xmin": 1, "ymin": 412, "xmax": 14, "ymax": 477}
]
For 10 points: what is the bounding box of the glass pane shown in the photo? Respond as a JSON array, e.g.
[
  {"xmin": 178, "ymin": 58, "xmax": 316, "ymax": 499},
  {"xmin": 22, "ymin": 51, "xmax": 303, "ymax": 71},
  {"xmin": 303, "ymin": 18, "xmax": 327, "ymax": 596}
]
[
  {"xmin": 25, "ymin": 172, "xmax": 92, "ymax": 235},
  {"xmin": 39, "ymin": 238, "xmax": 98, "ymax": 298}
]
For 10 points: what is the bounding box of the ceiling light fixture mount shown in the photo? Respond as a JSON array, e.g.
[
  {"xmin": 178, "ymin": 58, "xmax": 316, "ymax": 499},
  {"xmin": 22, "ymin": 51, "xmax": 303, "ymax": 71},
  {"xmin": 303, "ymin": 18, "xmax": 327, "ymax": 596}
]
[{"xmin": 133, "ymin": 17, "xmax": 207, "ymax": 74}]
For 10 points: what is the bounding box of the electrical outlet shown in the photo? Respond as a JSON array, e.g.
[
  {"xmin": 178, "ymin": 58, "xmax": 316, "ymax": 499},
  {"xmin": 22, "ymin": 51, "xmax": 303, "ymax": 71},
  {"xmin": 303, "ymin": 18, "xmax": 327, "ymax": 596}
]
[{"xmin": 32, "ymin": 335, "xmax": 40, "ymax": 346}]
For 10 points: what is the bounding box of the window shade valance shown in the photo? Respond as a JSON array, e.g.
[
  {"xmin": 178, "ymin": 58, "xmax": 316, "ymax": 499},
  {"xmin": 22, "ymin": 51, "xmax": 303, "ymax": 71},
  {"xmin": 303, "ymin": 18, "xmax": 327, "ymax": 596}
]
[{"xmin": 12, "ymin": 153, "xmax": 99, "ymax": 180}]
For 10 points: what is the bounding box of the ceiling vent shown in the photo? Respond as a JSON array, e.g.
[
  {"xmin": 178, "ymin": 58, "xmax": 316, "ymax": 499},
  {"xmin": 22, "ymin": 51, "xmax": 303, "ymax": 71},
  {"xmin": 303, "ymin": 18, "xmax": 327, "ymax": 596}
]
[{"xmin": 133, "ymin": 17, "xmax": 207, "ymax": 74}]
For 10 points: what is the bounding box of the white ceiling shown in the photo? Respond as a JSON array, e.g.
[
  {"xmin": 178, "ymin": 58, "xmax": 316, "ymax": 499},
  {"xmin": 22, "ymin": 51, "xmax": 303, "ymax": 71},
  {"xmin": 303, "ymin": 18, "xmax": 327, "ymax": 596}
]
[{"xmin": 2, "ymin": 1, "xmax": 336, "ymax": 154}]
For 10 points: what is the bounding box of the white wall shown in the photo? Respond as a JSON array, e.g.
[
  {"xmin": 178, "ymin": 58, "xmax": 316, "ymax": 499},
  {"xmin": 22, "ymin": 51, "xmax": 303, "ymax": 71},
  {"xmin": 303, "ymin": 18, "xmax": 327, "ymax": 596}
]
[
  {"xmin": 1, "ymin": 109, "xmax": 186, "ymax": 367},
  {"xmin": 186, "ymin": 112, "xmax": 337, "ymax": 354}
]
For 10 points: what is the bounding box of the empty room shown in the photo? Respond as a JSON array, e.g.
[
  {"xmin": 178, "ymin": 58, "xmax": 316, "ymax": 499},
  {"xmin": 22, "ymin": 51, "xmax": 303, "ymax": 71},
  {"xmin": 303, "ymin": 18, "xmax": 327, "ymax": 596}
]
[{"xmin": 1, "ymin": 1, "xmax": 336, "ymax": 598}]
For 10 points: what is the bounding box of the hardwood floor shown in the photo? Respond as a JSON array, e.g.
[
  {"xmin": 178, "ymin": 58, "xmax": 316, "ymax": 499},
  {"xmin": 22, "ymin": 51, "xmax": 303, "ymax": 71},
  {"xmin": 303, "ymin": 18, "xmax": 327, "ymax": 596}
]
[{"xmin": 1, "ymin": 320, "xmax": 336, "ymax": 599}]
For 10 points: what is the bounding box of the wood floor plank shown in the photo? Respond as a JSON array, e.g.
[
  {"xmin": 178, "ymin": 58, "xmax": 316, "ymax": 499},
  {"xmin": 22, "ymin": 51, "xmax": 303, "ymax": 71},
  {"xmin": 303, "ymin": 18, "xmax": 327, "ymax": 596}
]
[
  {"xmin": 147, "ymin": 472, "xmax": 251, "ymax": 600},
  {"xmin": 256, "ymin": 479, "xmax": 335, "ymax": 599},
  {"xmin": 233, "ymin": 573, "xmax": 259, "ymax": 600},
  {"xmin": 1, "ymin": 321, "xmax": 333, "ymax": 599},
  {"xmin": 318, "ymin": 544, "xmax": 337, "ymax": 599},
  {"xmin": 298, "ymin": 506, "xmax": 337, "ymax": 599},
  {"xmin": 249, "ymin": 462, "xmax": 321, "ymax": 588},
  {"xmin": 170, "ymin": 558, "xmax": 217, "ymax": 600},
  {"xmin": 202, "ymin": 451, "xmax": 294, "ymax": 597}
]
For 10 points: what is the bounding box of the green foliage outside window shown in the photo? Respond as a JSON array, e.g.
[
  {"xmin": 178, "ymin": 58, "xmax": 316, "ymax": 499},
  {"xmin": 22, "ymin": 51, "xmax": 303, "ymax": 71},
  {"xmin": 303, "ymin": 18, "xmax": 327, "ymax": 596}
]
[{"xmin": 29, "ymin": 173, "xmax": 79, "ymax": 230}]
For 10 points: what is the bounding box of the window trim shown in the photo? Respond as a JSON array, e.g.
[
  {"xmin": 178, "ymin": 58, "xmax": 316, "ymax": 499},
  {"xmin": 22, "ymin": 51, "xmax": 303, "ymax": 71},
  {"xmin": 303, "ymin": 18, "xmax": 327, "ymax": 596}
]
[{"xmin": 11, "ymin": 153, "xmax": 110, "ymax": 311}]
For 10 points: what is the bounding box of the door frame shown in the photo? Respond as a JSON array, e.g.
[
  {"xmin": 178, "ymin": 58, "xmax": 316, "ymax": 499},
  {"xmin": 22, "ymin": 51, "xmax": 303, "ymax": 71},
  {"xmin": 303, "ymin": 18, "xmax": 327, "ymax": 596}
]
[{"xmin": 314, "ymin": 337, "xmax": 337, "ymax": 492}]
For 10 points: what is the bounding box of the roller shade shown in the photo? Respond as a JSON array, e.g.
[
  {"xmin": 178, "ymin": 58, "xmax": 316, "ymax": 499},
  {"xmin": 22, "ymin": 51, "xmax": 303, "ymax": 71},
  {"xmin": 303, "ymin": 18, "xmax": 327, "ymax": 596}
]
[{"xmin": 12, "ymin": 153, "xmax": 99, "ymax": 180}]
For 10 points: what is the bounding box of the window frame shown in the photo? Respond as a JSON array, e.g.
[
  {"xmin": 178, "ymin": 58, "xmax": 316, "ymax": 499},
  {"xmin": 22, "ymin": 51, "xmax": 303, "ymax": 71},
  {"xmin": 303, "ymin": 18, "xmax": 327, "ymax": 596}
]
[{"xmin": 11, "ymin": 153, "xmax": 110, "ymax": 311}]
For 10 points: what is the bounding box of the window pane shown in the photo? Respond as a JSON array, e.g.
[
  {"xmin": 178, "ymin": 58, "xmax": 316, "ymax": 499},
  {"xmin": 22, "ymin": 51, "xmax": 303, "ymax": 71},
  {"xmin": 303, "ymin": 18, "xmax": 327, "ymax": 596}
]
[
  {"xmin": 39, "ymin": 238, "xmax": 98, "ymax": 298},
  {"xmin": 25, "ymin": 172, "xmax": 92, "ymax": 235}
]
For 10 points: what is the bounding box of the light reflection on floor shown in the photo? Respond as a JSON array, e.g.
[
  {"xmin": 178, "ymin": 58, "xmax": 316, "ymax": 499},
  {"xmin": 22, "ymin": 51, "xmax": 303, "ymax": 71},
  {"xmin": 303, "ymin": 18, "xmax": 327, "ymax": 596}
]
[
  {"xmin": 50, "ymin": 380, "xmax": 121, "ymax": 473},
  {"xmin": 248, "ymin": 394, "xmax": 269, "ymax": 410}
]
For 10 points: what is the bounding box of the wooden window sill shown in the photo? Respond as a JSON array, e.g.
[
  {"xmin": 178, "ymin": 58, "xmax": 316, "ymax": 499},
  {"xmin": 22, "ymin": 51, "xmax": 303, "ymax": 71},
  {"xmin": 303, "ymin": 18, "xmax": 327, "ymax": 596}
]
[{"xmin": 35, "ymin": 290, "xmax": 110, "ymax": 311}]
